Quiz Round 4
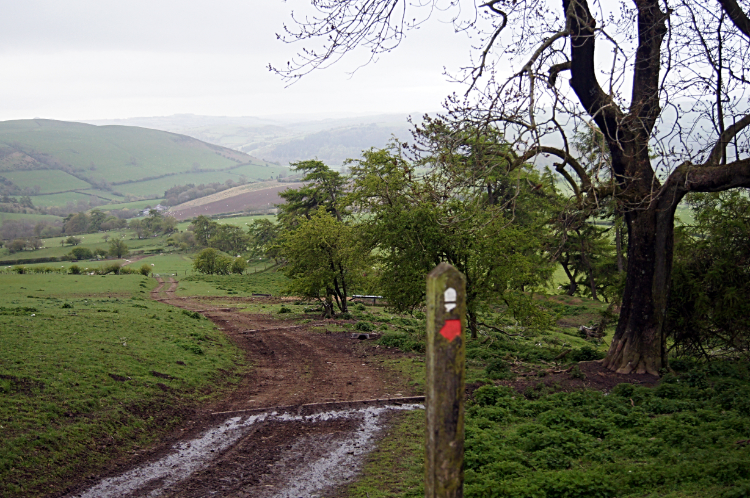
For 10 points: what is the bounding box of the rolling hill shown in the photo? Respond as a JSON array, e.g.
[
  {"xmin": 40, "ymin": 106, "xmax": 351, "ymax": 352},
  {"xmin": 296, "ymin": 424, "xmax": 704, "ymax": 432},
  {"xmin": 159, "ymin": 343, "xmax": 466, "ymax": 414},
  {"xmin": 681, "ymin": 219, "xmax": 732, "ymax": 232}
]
[
  {"xmin": 85, "ymin": 113, "xmax": 418, "ymax": 167},
  {"xmin": 0, "ymin": 119, "xmax": 287, "ymax": 214}
]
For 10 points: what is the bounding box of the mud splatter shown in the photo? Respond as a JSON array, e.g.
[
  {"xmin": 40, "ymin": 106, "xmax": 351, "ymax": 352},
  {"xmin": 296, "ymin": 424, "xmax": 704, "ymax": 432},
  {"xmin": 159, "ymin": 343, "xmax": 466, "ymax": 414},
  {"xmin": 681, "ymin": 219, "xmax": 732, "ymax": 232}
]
[{"xmin": 72, "ymin": 404, "xmax": 423, "ymax": 498}]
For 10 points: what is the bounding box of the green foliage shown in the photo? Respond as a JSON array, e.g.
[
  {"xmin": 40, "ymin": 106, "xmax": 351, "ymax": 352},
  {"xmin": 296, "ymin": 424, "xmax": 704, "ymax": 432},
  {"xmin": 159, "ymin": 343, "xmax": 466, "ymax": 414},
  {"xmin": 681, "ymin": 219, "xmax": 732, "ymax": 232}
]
[
  {"xmin": 355, "ymin": 321, "xmax": 374, "ymax": 331},
  {"xmin": 0, "ymin": 272, "xmax": 243, "ymax": 496},
  {"xmin": 181, "ymin": 309, "xmax": 202, "ymax": 319},
  {"xmin": 277, "ymin": 159, "xmax": 348, "ymax": 227},
  {"xmin": 247, "ymin": 218, "xmax": 282, "ymax": 261},
  {"xmin": 68, "ymin": 264, "xmax": 82, "ymax": 275},
  {"xmin": 139, "ymin": 264, "xmax": 152, "ymax": 276},
  {"xmin": 569, "ymin": 346, "xmax": 605, "ymax": 362},
  {"xmin": 378, "ymin": 332, "xmax": 425, "ymax": 353},
  {"xmin": 129, "ymin": 210, "xmax": 177, "ymax": 239},
  {"xmin": 667, "ymin": 190, "xmax": 750, "ymax": 357},
  {"xmin": 230, "ymin": 257, "xmax": 247, "ymax": 275},
  {"xmin": 68, "ymin": 246, "xmax": 93, "ymax": 261},
  {"xmin": 192, "ymin": 247, "xmax": 233, "ymax": 275},
  {"xmin": 463, "ymin": 359, "xmax": 750, "ymax": 497},
  {"xmin": 349, "ymin": 127, "xmax": 555, "ymax": 336},
  {"xmin": 108, "ymin": 238, "xmax": 129, "ymax": 258},
  {"xmin": 280, "ymin": 207, "xmax": 370, "ymax": 315}
]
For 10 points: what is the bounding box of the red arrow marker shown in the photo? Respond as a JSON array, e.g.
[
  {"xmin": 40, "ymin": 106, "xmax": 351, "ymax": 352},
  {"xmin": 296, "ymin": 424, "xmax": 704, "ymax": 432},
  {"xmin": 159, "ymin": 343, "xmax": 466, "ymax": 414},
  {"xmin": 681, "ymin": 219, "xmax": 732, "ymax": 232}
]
[{"xmin": 439, "ymin": 319, "xmax": 462, "ymax": 342}]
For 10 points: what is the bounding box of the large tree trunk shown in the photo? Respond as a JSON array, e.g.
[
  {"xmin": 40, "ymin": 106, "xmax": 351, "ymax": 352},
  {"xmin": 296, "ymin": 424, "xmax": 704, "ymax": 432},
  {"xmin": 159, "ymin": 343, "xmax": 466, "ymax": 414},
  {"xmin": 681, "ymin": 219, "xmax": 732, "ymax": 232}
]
[{"xmin": 603, "ymin": 200, "xmax": 676, "ymax": 375}]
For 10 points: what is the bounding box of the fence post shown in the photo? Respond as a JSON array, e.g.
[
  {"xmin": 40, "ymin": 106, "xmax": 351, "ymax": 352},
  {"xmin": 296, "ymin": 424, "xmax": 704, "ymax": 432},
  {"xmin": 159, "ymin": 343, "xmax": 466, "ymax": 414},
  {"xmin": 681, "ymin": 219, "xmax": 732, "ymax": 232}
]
[{"xmin": 425, "ymin": 262, "xmax": 466, "ymax": 498}]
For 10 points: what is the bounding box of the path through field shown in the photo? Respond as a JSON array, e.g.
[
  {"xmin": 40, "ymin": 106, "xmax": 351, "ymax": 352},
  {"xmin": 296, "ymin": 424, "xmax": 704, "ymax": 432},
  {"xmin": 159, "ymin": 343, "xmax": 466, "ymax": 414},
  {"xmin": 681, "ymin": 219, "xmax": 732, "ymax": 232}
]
[{"xmin": 65, "ymin": 277, "xmax": 422, "ymax": 498}]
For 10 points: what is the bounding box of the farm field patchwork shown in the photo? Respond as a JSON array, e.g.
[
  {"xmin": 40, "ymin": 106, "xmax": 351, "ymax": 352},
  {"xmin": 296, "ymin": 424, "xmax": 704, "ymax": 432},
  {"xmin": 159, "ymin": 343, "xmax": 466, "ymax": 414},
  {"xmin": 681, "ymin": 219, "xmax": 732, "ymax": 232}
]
[{"xmin": 1, "ymin": 170, "xmax": 92, "ymax": 193}]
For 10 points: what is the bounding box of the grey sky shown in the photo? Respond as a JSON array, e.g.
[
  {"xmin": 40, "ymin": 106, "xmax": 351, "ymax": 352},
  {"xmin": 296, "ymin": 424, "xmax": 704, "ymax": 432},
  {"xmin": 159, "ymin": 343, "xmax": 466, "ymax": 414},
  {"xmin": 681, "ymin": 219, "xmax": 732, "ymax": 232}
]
[{"xmin": 0, "ymin": 1, "xmax": 473, "ymax": 121}]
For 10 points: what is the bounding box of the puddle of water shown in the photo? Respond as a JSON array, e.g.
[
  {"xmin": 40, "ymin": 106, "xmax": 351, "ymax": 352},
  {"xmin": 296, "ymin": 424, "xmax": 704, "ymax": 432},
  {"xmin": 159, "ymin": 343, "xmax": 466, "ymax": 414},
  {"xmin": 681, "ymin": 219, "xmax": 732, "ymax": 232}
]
[
  {"xmin": 72, "ymin": 404, "xmax": 423, "ymax": 498},
  {"xmin": 271, "ymin": 404, "xmax": 421, "ymax": 498}
]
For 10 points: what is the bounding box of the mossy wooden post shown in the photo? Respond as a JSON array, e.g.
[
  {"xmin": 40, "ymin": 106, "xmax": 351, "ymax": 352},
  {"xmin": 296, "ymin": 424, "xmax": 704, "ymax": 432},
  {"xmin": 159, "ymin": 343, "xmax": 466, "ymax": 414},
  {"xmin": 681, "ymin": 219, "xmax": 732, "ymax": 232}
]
[{"xmin": 425, "ymin": 262, "xmax": 466, "ymax": 498}]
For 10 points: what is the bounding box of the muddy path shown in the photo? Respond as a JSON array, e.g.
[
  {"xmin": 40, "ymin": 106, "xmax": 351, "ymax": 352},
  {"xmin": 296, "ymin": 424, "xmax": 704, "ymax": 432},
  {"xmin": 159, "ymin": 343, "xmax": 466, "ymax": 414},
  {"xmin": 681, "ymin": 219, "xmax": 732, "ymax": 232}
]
[{"xmin": 63, "ymin": 277, "xmax": 421, "ymax": 498}]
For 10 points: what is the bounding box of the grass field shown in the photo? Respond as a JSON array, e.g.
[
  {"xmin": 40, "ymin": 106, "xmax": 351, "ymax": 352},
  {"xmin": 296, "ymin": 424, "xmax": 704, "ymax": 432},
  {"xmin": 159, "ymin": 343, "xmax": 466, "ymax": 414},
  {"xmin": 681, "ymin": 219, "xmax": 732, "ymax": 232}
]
[
  {"xmin": 28, "ymin": 190, "xmax": 119, "ymax": 208},
  {"xmin": 0, "ymin": 212, "xmax": 63, "ymax": 224},
  {"xmin": 94, "ymin": 199, "xmax": 166, "ymax": 211},
  {"xmin": 2, "ymin": 170, "xmax": 91, "ymax": 194},
  {"xmin": 0, "ymin": 231, "xmax": 173, "ymax": 263},
  {"xmin": 0, "ymin": 119, "xmax": 283, "ymax": 214},
  {"xmin": 115, "ymin": 168, "xmax": 285, "ymax": 198},
  {"xmin": 0, "ymin": 272, "xmax": 247, "ymax": 497}
]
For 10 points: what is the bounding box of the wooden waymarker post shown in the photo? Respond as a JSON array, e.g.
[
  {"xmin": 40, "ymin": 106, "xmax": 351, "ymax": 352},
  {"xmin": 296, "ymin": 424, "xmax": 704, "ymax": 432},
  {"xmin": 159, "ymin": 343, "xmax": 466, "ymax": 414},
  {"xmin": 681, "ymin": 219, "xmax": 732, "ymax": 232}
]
[{"xmin": 425, "ymin": 262, "xmax": 466, "ymax": 498}]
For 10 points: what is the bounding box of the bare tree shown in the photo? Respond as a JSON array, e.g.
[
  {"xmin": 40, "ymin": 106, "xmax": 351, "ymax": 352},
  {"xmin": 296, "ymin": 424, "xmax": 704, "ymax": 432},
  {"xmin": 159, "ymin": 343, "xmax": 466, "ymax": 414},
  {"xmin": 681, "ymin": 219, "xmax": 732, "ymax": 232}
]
[{"xmin": 273, "ymin": 0, "xmax": 750, "ymax": 375}]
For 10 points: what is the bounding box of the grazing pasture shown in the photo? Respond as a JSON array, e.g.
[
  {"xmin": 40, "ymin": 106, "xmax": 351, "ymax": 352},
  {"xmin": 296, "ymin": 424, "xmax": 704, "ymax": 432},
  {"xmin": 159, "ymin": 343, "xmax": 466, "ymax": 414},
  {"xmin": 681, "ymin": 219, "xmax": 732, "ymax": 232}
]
[{"xmin": 0, "ymin": 272, "xmax": 246, "ymax": 497}]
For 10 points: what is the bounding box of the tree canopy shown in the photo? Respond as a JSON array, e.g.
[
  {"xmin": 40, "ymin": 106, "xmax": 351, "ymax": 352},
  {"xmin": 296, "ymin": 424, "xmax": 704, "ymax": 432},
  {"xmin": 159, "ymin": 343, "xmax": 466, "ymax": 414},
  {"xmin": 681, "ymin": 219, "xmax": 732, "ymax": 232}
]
[{"xmin": 275, "ymin": 0, "xmax": 750, "ymax": 374}]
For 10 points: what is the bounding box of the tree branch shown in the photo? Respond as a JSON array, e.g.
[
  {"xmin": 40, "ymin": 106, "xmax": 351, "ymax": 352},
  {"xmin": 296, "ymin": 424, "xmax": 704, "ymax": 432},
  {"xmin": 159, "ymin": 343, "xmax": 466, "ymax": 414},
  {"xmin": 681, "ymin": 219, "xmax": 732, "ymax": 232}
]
[
  {"xmin": 703, "ymin": 114, "xmax": 750, "ymax": 167},
  {"xmin": 718, "ymin": 0, "xmax": 750, "ymax": 39}
]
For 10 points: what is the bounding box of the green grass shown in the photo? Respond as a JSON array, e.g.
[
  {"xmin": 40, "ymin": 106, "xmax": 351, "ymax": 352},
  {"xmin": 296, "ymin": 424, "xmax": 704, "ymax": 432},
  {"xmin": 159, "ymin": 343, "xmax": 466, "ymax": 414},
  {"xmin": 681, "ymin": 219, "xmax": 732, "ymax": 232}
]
[
  {"xmin": 177, "ymin": 267, "xmax": 288, "ymax": 297},
  {"xmin": 132, "ymin": 253, "xmax": 196, "ymax": 276},
  {"xmin": 0, "ymin": 212, "xmax": 63, "ymax": 224},
  {"xmin": 94, "ymin": 199, "xmax": 166, "ymax": 211},
  {"xmin": 28, "ymin": 190, "xmax": 116, "ymax": 208},
  {"xmin": 0, "ymin": 272, "xmax": 247, "ymax": 497},
  {"xmin": 342, "ymin": 304, "xmax": 750, "ymax": 498},
  {"xmin": 342, "ymin": 410, "xmax": 425, "ymax": 497},
  {"xmin": 0, "ymin": 119, "xmax": 282, "ymax": 211},
  {"xmin": 0, "ymin": 232, "xmax": 171, "ymax": 263},
  {"xmin": 115, "ymin": 168, "xmax": 284, "ymax": 198},
  {"xmin": 1, "ymin": 170, "xmax": 92, "ymax": 193}
]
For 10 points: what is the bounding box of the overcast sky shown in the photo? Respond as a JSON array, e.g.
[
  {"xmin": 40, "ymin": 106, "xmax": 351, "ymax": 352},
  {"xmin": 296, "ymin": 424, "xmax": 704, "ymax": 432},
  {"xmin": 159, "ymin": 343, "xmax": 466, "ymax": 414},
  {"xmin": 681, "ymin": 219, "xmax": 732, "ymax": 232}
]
[{"xmin": 0, "ymin": 0, "xmax": 475, "ymax": 122}]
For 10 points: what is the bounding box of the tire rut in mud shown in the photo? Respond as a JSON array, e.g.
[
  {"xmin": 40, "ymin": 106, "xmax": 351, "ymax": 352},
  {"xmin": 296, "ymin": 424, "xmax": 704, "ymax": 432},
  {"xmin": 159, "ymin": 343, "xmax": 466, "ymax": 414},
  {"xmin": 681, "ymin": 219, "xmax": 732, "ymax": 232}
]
[{"xmin": 66, "ymin": 278, "xmax": 420, "ymax": 497}]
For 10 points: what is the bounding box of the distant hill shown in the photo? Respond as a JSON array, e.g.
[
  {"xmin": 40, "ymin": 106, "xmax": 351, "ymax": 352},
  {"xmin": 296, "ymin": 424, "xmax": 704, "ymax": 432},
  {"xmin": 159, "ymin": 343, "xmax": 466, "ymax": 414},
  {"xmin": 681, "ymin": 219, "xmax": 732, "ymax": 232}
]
[
  {"xmin": 0, "ymin": 119, "xmax": 287, "ymax": 214},
  {"xmin": 85, "ymin": 113, "xmax": 421, "ymax": 167}
]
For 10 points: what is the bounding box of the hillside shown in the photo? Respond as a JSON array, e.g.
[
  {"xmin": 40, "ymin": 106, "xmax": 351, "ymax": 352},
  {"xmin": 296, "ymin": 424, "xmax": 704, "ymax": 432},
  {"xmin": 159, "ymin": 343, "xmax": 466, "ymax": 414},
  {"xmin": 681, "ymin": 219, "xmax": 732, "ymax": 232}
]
[
  {"xmin": 85, "ymin": 113, "xmax": 417, "ymax": 167},
  {"xmin": 0, "ymin": 119, "xmax": 287, "ymax": 214}
]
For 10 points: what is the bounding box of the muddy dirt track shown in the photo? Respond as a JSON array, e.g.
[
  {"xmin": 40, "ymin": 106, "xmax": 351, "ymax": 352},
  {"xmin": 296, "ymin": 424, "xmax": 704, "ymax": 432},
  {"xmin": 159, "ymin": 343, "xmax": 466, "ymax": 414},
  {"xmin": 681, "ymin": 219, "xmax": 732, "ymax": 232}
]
[{"xmin": 62, "ymin": 278, "xmax": 421, "ymax": 498}]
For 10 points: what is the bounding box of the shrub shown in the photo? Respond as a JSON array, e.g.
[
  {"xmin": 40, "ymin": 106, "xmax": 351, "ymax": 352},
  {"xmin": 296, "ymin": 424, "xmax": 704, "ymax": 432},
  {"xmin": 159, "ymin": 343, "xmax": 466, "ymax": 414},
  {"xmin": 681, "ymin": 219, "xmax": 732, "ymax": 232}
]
[
  {"xmin": 486, "ymin": 358, "xmax": 512, "ymax": 379},
  {"xmin": 473, "ymin": 385, "xmax": 514, "ymax": 406},
  {"xmin": 354, "ymin": 303, "xmax": 367, "ymax": 311},
  {"xmin": 181, "ymin": 310, "xmax": 202, "ymax": 319},
  {"xmin": 139, "ymin": 264, "xmax": 152, "ymax": 277},
  {"xmin": 69, "ymin": 247, "xmax": 94, "ymax": 260},
  {"xmin": 231, "ymin": 257, "xmax": 248, "ymax": 275},
  {"xmin": 278, "ymin": 306, "xmax": 292, "ymax": 314},
  {"xmin": 355, "ymin": 321, "xmax": 374, "ymax": 331},
  {"xmin": 569, "ymin": 346, "xmax": 605, "ymax": 362},
  {"xmin": 378, "ymin": 332, "xmax": 425, "ymax": 353},
  {"xmin": 99, "ymin": 263, "xmax": 122, "ymax": 275},
  {"xmin": 68, "ymin": 265, "xmax": 81, "ymax": 275}
]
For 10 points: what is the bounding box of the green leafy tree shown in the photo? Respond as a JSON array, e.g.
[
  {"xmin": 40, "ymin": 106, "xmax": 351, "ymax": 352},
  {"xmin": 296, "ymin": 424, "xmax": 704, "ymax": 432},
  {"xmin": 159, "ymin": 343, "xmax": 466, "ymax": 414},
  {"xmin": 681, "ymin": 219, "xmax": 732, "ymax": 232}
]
[
  {"xmin": 64, "ymin": 212, "xmax": 89, "ymax": 235},
  {"xmin": 247, "ymin": 218, "xmax": 282, "ymax": 261},
  {"xmin": 108, "ymin": 238, "xmax": 129, "ymax": 258},
  {"xmin": 65, "ymin": 236, "xmax": 82, "ymax": 246},
  {"xmin": 349, "ymin": 133, "xmax": 555, "ymax": 337},
  {"xmin": 190, "ymin": 215, "xmax": 218, "ymax": 246},
  {"xmin": 208, "ymin": 224, "xmax": 250, "ymax": 255},
  {"xmin": 278, "ymin": 160, "xmax": 348, "ymax": 227},
  {"xmin": 88, "ymin": 209, "xmax": 107, "ymax": 232},
  {"xmin": 280, "ymin": 207, "xmax": 370, "ymax": 317},
  {"xmin": 69, "ymin": 247, "xmax": 93, "ymax": 261},
  {"xmin": 192, "ymin": 248, "xmax": 232, "ymax": 275},
  {"xmin": 667, "ymin": 190, "xmax": 750, "ymax": 358},
  {"xmin": 231, "ymin": 257, "xmax": 248, "ymax": 275},
  {"xmin": 7, "ymin": 239, "xmax": 26, "ymax": 254}
]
